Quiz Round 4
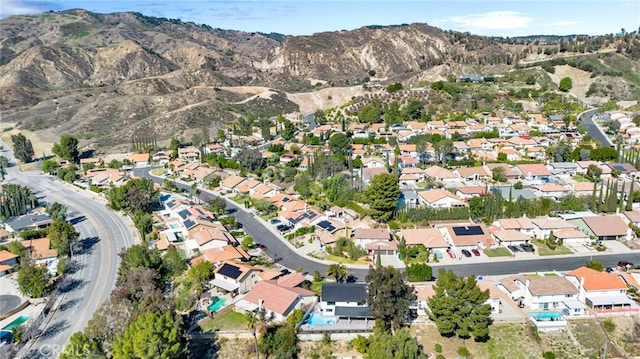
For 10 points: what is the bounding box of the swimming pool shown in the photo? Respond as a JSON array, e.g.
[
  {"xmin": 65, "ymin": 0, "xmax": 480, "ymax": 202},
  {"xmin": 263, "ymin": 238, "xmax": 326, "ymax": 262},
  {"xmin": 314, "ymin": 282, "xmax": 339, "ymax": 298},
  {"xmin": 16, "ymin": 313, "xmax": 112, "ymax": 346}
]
[
  {"xmin": 168, "ymin": 223, "xmax": 181, "ymax": 229},
  {"xmin": 208, "ymin": 297, "xmax": 226, "ymax": 312},
  {"xmin": 306, "ymin": 313, "xmax": 336, "ymax": 326},
  {"xmin": 529, "ymin": 311, "xmax": 563, "ymax": 320},
  {"xmin": 2, "ymin": 315, "xmax": 30, "ymax": 331}
]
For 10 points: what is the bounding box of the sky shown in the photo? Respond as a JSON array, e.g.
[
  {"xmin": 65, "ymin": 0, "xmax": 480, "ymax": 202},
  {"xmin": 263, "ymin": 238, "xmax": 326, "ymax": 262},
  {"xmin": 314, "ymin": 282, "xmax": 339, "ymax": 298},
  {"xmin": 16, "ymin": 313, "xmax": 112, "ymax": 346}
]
[{"xmin": 1, "ymin": 0, "xmax": 638, "ymax": 37}]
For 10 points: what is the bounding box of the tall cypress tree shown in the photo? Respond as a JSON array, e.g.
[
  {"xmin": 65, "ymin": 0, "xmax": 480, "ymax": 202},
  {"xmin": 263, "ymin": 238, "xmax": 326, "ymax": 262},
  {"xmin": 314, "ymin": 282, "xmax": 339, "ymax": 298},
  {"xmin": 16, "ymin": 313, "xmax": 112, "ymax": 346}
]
[{"xmin": 626, "ymin": 179, "xmax": 635, "ymax": 211}]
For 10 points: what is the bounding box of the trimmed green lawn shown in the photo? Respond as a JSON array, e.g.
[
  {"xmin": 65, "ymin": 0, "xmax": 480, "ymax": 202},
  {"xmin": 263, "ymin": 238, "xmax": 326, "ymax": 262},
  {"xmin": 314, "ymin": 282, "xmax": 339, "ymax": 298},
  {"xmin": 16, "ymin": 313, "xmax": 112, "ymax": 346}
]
[
  {"xmin": 151, "ymin": 168, "xmax": 166, "ymax": 175},
  {"xmin": 484, "ymin": 247, "xmax": 512, "ymax": 257},
  {"xmin": 325, "ymin": 254, "xmax": 369, "ymax": 265},
  {"xmin": 572, "ymin": 174, "xmax": 592, "ymax": 182},
  {"xmin": 534, "ymin": 240, "xmax": 573, "ymax": 256},
  {"xmin": 200, "ymin": 310, "xmax": 247, "ymax": 332},
  {"xmin": 309, "ymin": 280, "xmax": 326, "ymax": 296}
]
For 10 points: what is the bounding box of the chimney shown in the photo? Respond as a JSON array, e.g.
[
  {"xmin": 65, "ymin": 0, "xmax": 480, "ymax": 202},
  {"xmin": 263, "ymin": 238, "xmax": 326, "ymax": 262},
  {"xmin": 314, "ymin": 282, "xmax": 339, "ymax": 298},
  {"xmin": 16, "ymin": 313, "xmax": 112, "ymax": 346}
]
[
  {"xmin": 525, "ymin": 280, "xmax": 530, "ymax": 288},
  {"xmin": 579, "ymin": 277, "xmax": 585, "ymax": 290},
  {"xmin": 259, "ymin": 299, "xmax": 264, "ymax": 308}
]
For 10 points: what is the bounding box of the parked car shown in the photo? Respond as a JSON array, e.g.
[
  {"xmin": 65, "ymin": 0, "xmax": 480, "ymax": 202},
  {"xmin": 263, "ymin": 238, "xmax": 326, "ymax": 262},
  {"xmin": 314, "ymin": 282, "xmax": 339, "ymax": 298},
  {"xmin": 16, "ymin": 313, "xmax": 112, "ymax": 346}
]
[
  {"xmin": 257, "ymin": 244, "xmax": 267, "ymax": 251},
  {"xmin": 471, "ymin": 249, "xmax": 481, "ymax": 256},
  {"xmin": 461, "ymin": 249, "xmax": 472, "ymax": 258},
  {"xmin": 520, "ymin": 243, "xmax": 533, "ymax": 252},
  {"xmin": 605, "ymin": 267, "xmax": 615, "ymax": 273},
  {"xmin": 276, "ymin": 224, "xmax": 292, "ymax": 232},
  {"xmin": 508, "ymin": 245, "xmax": 520, "ymax": 253},
  {"xmin": 618, "ymin": 261, "xmax": 634, "ymax": 268},
  {"xmin": 270, "ymin": 219, "xmax": 281, "ymax": 225},
  {"xmin": 447, "ymin": 250, "xmax": 456, "ymax": 258},
  {"xmin": 434, "ymin": 250, "xmax": 443, "ymax": 259}
]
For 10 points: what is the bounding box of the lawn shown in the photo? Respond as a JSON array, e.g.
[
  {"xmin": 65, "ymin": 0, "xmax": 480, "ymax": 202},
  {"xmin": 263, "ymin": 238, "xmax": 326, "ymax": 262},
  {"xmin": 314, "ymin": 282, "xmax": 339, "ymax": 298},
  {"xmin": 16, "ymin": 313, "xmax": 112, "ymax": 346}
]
[
  {"xmin": 309, "ymin": 280, "xmax": 326, "ymax": 296},
  {"xmin": 199, "ymin": 310, "xmax": 247, "ymax": 332},
  {"xmin": 324, "ymin": 254, "xmax": 369, "ymax": 265},
  {"xmin": 151, "ymin": 168, "xmax": 166, "ymax": 176},
  {"xmin": 533, "ymin": 240, "xmax": 573, "ymax": 256},
  {"xmin": 572, "ymin": 174, "xmax": 592, "ymax": 182},
  {"xmin": 483, "ymin": 247, "xmax": 512, "ymax": 257}
]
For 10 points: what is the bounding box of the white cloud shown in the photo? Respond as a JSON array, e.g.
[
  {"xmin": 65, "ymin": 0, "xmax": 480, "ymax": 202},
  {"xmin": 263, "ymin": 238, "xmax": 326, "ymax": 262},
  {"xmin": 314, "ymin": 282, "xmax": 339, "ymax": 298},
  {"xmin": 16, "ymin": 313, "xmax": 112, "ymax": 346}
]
[
  {"xmin": 441, "ymin": 11, "xmax": 535, "ymax": 35},
  {"xmin": 0, "ymin": 0, "xmax": 50, "ymax": 17},
  {"xmin": 548, "ymin": 20, "xmax": 582, "ymax": 27}
]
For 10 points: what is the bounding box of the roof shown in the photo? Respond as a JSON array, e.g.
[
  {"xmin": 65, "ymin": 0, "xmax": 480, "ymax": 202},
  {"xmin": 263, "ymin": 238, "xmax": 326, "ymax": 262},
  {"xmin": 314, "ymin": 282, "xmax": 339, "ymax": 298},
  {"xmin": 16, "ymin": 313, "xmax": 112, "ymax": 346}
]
[
  {"xmin": 517, "ymin": 164, "xmax": 551, "ymax": 176},
  {"xmin": 221, "ymin": 175, "xmax": 246, "ymax": 189},
  {"xmin": 335, "ymin": 306, "xmax": 373, "ymax": 318},
  {"xmin": 501, "ymin": 275, "xmax": 578, "ymax": 296},
  {"xmin": 202, "ymin": 245, "xmax": 250, "ymax": 263},
  {"xmin": 424, "ymin": 166, "xmax": 457, "ymax": 180},
  {"xmin": 0, "ymin": 250, "xmax": 18, "ymax": 263},
  {"xmin": 553, "ymin": 229, "xmax": 589, "ymax": 239},
  {"xmin": 242, "ymin": 281, "xmax": 314, "ymax": 317},
  {"xmin": 492, "ymin": 229, "xmax": 531, "ymax": 242},
  {"xmin": 213, "ymin": 261, "xmax": 257, "ymax": 281},
  {"xmin": 322, "ymin": 283, "xmax": 367, "ymax": 303},
  {"xmin": 400, "ymin": 228, "xmax": 448, "ymax": 248},
  {"xmin": 455, "ymin": 186, "xmax": 488, "ymax": 195},
  {"xmin": 4, "ymin": 213, "xmax": 52, "ymax": 232},
  {"xmin": 532, "ymin": 217, "xmax": 575, "ymax": 230},
  {"xmin": 20, "ymin": 237, "xmax": 57, "ymax": 259},
  {"xmin": 352, "ymin": 228, "xmax": 390, "ymax": 240},
  {"xmin": 128, "ymin": 153, "xmax": 150, "ymax": 162},
  {"xmin": 566, "ymin": 266, "xmax": 628, "ymax": 291},
  {"xmin": 623, "ymin": 211, "xmax": 640, "ymax": 223},
  {"xmin": 446, "ymin": 224, "xmax": 493, "ymax": 247},
  {"xmin": 497, "ymin": 217, "xmax": 535, "ymax": 230},
  {"xmin": 276, "ymin": 272, "xmax": 307, "ymax": 288},
  {"xmin": 417, "ymin": 189, "xmax": 464, "ymax": 204},
  {"xmin": 582, "ymin": 215, "xmax": 628, "ymax": 237}
]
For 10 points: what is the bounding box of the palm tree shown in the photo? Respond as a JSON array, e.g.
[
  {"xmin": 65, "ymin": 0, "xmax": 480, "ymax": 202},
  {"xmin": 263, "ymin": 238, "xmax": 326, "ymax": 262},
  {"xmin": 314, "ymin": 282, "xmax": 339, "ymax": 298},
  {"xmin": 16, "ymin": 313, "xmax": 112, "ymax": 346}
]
[
  {"xmin": 326, "ymin": 263, "xmax": 347, "ymax": 283},
  {"xmin": 245, "ymin": 312, "xmax": 260, "ymax": 359}
]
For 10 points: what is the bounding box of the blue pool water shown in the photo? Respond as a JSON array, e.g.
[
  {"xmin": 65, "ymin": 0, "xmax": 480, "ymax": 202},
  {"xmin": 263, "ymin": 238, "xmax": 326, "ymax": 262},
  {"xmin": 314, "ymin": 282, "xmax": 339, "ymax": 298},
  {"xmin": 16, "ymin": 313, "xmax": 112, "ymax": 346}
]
[
  {"xmin": 208, "ymin": 297, "xmax": 226, "ymax": 312},
  {"xmin": 168, "ymin": 223, "xmax": 180, "ymax": 229},
  {"xmin": 306, "ymin": 313, "xmax": 336, "ymax": 325},
  {"xmin": 529, "ymin": 311, "xmax": 563, "ymax": 320},
  {"xmin": 2, "ymin": 315, "xmax": 30, "ymax": 331}
]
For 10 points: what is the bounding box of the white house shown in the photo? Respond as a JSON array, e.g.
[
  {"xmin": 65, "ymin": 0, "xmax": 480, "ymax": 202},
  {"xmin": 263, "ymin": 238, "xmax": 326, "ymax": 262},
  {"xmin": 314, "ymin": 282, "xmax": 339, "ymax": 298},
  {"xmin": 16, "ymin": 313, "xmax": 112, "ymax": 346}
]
[
  {"xmin": 236, "ymin": 279, "xmax": 316, "ymax": 322},
  {"xmin": 498, "ymin": 275, "xmax": 582, "ymax": 315},
  {"xmin": 417, "ymin": 189, "xmax": 467, "ymax": 208},
  {"xmin": 320, "ymin": 283, "xmax": 372, "ymax": 321},
  {"xmin": 531, "ymin": 218, "xmax": 576, "ymax": 239},
  {"xmin": 352, "ymin": 228, "xmax": 391, "ymax": 249},
  {"xmin": 565, "ymin": 266, "xmax": 634, "ymax": 310}
]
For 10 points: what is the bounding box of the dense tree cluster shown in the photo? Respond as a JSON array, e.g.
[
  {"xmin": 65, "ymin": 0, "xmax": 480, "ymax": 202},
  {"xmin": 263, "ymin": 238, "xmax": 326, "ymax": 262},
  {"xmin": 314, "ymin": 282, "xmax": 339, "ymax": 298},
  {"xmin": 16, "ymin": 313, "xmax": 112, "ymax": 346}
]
[
  {"xmin": 108, "ymin": 178, "xmax": 158, "ymax": 213},
  {"xmin": 364, "ymin": 173, "xmax": 400, "ymax": 221},
  {"xmin": 366, "ymin": 266, "xmax": 415, "ymax": 333},
  {"xmin": 11, "ymin": 133, "xmax": 34, "ymax": 163},
  {"xmin": 0, "ymin": 184, "xmax": 37, "ymax": 219},
  {"xmin": 428, "ymin": 269, "xmax": 491, "ymax": 340},
  {"xmin": 52, "ymin": 135, "xmax": 80, "ymax": 163}
]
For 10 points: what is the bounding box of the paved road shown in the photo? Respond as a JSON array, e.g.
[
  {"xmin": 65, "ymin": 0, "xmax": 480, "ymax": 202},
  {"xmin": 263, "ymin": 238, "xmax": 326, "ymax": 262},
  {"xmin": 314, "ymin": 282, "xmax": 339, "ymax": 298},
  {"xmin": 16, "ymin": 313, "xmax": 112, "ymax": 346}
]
[
  {"xmin": 0, "ymin": 141, "xmax": 135, "ymax": 359},
  {"xmin": 579, "ymin": 108, "xmax": 613, "ymax": 147},
  {"xmin": 135, "ymin": 169, "xmax": 640, "ymax": 280},
  {"xmin": 303, "ymin": 112, "xmax": 317, "ymax": 131}
]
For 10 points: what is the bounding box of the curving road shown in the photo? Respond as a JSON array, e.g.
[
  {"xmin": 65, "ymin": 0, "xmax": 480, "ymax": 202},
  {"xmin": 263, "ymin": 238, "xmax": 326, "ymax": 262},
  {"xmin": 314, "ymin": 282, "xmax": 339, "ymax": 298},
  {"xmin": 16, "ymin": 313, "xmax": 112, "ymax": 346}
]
[
  {"xmin": 136, "ymin": 170, "xmax": 640, "ymax": 280},
  {"xmin": 578, "ymin": 108, "xmax": 613, "ymax": 147},
  {"xmin": 0, "ymin": 141, "xmax": 135, "ymax": 359}
]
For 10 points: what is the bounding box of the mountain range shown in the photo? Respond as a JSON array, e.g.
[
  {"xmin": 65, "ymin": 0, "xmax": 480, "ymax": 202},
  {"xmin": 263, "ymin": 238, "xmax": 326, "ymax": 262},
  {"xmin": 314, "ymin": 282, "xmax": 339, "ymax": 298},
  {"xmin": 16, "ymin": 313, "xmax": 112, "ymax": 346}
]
[{"xmin": 1, "ymin": 9, "xmax": 638, "ymax": 151}]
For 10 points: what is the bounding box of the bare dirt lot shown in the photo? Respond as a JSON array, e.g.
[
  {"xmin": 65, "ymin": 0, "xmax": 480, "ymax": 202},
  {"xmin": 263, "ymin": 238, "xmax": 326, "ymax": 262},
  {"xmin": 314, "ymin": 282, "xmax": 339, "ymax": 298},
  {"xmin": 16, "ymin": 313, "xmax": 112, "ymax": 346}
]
[{"xmin": 0, "ymin": 122, "xmax": 56, "ymax": 170}]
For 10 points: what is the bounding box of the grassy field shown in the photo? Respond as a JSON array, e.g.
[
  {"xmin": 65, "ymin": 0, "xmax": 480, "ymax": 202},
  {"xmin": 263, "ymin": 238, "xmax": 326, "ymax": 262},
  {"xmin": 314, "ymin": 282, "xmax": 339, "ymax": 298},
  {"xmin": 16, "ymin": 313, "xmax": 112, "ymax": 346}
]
[
  {"xmin": 151, "ymin": 168, "xmax": 166, "ymax": 175},
  {"xmin": 534, "ymin": 240, "xmax": 573, "ymax": 256},
  {"xmin": 484, "ymin": 247, "xmax": 512, "ymax": 257},
  {"xmin": 200, "ymin": 310, "xmax": 247, "ymax": 332}
]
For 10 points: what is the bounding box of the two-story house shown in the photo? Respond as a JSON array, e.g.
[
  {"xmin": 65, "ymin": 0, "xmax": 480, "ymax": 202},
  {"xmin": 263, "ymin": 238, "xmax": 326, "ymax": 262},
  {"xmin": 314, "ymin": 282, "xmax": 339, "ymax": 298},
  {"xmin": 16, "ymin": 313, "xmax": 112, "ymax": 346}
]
[
  {"xmin": 320, "ymin": 283, "xmax": 372, "ymax": 321},
  {"xmin": 565, "ymin": 266, "xmax": 633, "ymax": 311},
  {"xmin": 211, "ymin": 260, "xmax": 261, "ymax": 294},
  {"xmin": 498, "ymin": 275, "xmax": 581, "ymax": 314}
]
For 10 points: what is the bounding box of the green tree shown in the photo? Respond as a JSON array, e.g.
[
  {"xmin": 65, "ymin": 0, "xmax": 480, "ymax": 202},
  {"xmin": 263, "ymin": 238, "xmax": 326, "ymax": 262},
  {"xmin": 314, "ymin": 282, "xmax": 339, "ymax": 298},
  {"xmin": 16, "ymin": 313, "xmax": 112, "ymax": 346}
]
[
  {"xmin": 8, "ymin": 240, "xmax": 26, "ymax": 261},
  {"xmin": 403, "ymin": 100, "xmax": 426, "ymax": 121},
  {"xmin": 326, "ymin": 263, "xmax": 347, "ymax": 283},
  {"xmin": 17, "ymin": 264, "xmax": 50, "ymax": 298},
  {"xmin": 282, "ymin": 119, "xmax": 296, "ymax": 140},
  {"xmin": 364, "ymin": 173, "xmax": 400, "ymax": 221},
  {"xmin": 294, "ymin": 174, "xmax": 313, "ymax": 199},
  {"xmin": 133, "ymin": 211, "xmax": 154, "ymax": 241},
  {"xmin": 0, "ymin": 155, "xmax": 7, "ymax": 169},
  {"xmin": 405, "ymin": 263, "xmax": 433, "ymax": 282},
  {"xmin": 111, "ymin": 311, "xmax": 184, "ymax": 359},
  {"xmin": 586, "ymin": 164, "xmax": 602, "ymax": 181},
  {"xmin": 187, "ymin": 260, "xmax": 213, "ymax": 291},
  {"xmin": 108, "ymin": 178, "xmax": 158, "ymax": 213},
  {"xmin": 258, "ymin": 324, "xmax": 297, "ymax": 358},
  {"xmin": 428, "ymin": 269, "xmax": 491, "ymax": 340},
  {"xmin": 52, "ymin": 135, "xmax": 80, "ymax": 163},
  {"xmin": 45, "ymin": 202, "xmax": 67, "ymax": 221},
  {"xmin": 434, "ymin": 139, "xmax": 454, "ymax": 165},
  {"xmin": 559, "ymin": 77, "xmax": 573, "ymax": 92},
  {"xmin": 366, "ymin": 266, "xmax": 416, "ymax": 334},
  {"xmin": 236, "ymin": 148, "xmax": 265, "ymax": 172},
  {"xmin": 328, "ymin": 133, "xmax": 351, "ymax": 155},
  {"xmin": 162, "ymin": 247, "xmax": 187, "ymax": 279},
  {"xmin": 586, "ymin": 259, "xmax": 604, "ymax": 272},
  {"xmin": 287, "ymin": 308, "xmax": 305, "ymax": 327},
  {"xmin": 60, "ymin": 332, "xmax": 105, "ymax": 359},
  {"xmin": 492, "ymin": 166, "xmax": 507, "ymax": 182},
  {"xmin": 118, "ymin": 245, "xmax": 163, "ymax": 275},
  {"xmin": 364, "ymin": 328, "xmax": 425, "ymax": 359},
  {"xmin": 48, "ymin": 219, "xmax": 79, "ymax": 257},
  {"xmin": 11, "ymin": 133, "xmax": 35, "ymax": 163},
  {"xmin": 42, "ymin": 159, "xmax": 59, "ymax": 174},
  {"xmin": 242, "ymin": 236, "xmax": 254, "ymax": 250}
]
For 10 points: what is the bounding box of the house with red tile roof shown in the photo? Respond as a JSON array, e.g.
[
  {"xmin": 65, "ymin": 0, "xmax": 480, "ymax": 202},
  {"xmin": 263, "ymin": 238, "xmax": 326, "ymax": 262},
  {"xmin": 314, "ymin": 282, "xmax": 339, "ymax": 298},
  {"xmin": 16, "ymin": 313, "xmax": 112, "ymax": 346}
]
[
  {"xmin": 236, "ymin": 280, "xmax": 316, "ymax": 322},
  {"xmin": 440, "ymin": 223, "xmax": 495, "ymax": 250},
  {"xmin": 211, "ymin": 260, "xmax": 261, "ymax": 294},
  {"xmin": 492, "ymin": 229, "xmax": 531, "ymax": 246},
  {"xmin": 532, "ymin": 217, "xmax": 576, "ymax": 239},
  {"xmin": 352, "ymin": 228, "xmax": 391, "ymax": 249},
  {"xmin": 201, "ymin": 244, "xmax": 250, "ymax": 264},
  {"xmin": 417, "ymin": 189, "xmax": 466, "ymax": 208},
  {"xmin": 494, "ymin": 217, "xmax": 536, "ymax": 237},
  {"xmin": 498, "ymin": 275, "xmax": 580, "ymax": 312},
  {"xmin": 399, "ymin": 228, "xmax": 448, "ymax": 250},
  {"xmin": 565, "ymin": 266, "xmax": 633, "ymax": 310},
  {"xmin": 579, "ymin": 215, "xmax": 630, "ymax": 241},
  {"xmin": 220, "ymin": 175, "xmax": 246, "ymax": 191},
  {"xmin": 0, "ymin": 250, "xmax": 18, "ymax": 277},
  {"xmin": 455, "ymin": 186, "xmax": 489, "ymax": 200},
  {"xmin": 517, "ymin": 164, "xmax": 552, "ymax": 182}
]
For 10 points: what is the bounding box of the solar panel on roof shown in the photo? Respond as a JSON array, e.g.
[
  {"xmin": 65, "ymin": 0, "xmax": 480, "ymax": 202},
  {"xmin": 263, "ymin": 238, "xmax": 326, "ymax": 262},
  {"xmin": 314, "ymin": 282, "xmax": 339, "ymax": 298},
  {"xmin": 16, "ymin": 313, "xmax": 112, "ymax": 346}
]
[
  {"xmin": 307, "ymin": 211, "xmax": 317, "ymax": 219},
  {"xmin": 217, "ymin": 263, "xmax": 242, "ymax": 279},
  {"xmin": 282, "ymin": 198, "xmax": 290, "ymax": 202},
  {"xmin": 178, "ymin": 209, "xmax": 190, "ymax": 219},
  {"xmin": 452, "ymin": 226, "xmax": 484, "ymax": 236},
  {"xmin": 183, "ymin": 219, "xmax": 196, "ymax": 229}
]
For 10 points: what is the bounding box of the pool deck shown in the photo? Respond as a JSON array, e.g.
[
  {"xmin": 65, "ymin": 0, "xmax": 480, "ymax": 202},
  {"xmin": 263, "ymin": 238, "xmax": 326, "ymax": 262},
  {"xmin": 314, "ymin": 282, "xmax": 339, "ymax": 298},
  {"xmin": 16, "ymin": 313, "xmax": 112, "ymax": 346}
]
[{"xmin": 300, "ymin": 317, "xmax": 375, "ymax": 332}]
